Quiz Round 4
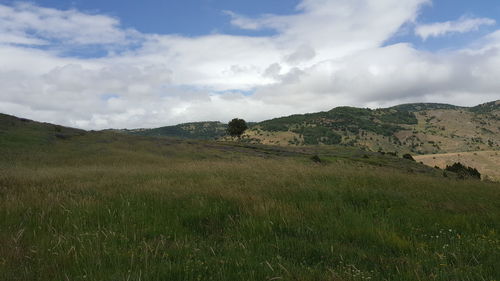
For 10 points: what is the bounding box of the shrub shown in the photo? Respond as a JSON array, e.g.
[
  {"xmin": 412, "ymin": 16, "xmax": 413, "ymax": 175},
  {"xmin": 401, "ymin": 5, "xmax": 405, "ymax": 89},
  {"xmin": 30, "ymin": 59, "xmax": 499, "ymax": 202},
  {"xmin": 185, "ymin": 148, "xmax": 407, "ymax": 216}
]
[
  {"xmin": 55, "ymin": 133, "xmax": 71, "ymax": 140},
  {"xmin": 402, "ymin": 154, "xmax": 415, "ymax": 161},
  {"xmin": 445, "ymin": 162, "xmax": 481, "ymax": 180},
  {"xmin": 310, "ymin": 155, "xmax": 322, "ymax": 163}
]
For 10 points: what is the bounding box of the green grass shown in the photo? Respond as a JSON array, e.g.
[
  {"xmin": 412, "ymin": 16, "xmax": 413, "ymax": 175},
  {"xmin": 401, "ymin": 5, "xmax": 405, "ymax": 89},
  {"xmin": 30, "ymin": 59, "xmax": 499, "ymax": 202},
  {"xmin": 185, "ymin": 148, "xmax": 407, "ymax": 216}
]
[{"xmin": 1, "ymin": 127, "xmax": 499, "ymax": 281}]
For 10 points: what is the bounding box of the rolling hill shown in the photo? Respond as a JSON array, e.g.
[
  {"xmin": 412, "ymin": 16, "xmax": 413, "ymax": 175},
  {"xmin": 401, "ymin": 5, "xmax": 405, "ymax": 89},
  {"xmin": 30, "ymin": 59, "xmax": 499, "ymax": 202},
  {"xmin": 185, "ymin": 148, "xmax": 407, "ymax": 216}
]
[
  {"xmin": 124, "ymin": 121, "xmax": 228, "ymax": 140},
  {"xmin": 1, "ymin": 111, "xmax": 499, "ymax": 280},
  {"xmin": 122, "ymin": 100, "xmax": 500, "ymax": 181},
  {"xmin": 243, "ymin": 100, "xmax": 500, "ymax": 154},
  {"xmin": 127, "ymin": 101, "xmax": 499, "ymax": 156},
  {"xmin": 0, "ymin": 113, "xmax": 86, "ymax": 149}
]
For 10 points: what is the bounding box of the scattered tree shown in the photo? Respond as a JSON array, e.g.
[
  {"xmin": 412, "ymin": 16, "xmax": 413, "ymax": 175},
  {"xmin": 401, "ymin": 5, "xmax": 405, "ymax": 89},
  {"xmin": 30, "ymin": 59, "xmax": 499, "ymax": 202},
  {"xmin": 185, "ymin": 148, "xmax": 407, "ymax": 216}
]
[{"xmin": 227, "ymin": 118, "xmax": 248, "ymax": 138}]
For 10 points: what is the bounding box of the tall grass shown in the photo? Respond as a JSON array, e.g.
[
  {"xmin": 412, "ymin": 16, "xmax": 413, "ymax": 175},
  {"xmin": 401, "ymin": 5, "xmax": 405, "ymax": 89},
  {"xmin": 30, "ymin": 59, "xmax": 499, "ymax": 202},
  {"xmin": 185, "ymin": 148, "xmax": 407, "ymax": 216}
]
[{"xmin": 1, "ymin": 134, "xmax": 499, "ymax": 281}]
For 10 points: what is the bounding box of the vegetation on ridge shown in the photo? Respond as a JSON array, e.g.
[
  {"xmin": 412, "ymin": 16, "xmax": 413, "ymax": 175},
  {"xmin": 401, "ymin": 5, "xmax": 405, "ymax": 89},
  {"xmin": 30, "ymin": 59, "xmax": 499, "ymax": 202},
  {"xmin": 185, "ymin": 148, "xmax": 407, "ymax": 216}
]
[
  {"xmin": 126, "ymin": 121, "xmax": 227, "ymax": 140},
  {"xmin": 125, "ymin": 101, "xmax": 499, "ymax": 159},
  {"xmin": 245, "ymin": 101, "xmax": 500, "ymax": 158}
]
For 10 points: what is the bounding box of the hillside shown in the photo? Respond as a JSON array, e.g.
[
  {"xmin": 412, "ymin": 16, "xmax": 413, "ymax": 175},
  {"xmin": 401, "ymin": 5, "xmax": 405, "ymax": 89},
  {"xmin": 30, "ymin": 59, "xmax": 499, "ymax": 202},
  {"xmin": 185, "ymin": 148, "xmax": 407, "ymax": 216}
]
[
  {"xmin": 125, "ymin": 121, "xmax": 227, "ymax": 140},
  {"xmin": 0, "ymin": 113, "xmax": 86, "ymax": 149},
  {"xmin": 121, "ymin": 101, "xmax": 500, "ymax": 180},
  {"xmin": 126, "ymin": 101, "xmax": 499, "ymax": 156},
  {"xmin": 242, "ymin": 100, "xmax": 500, "ymax": 154},
  {"xmin": 1, "ymin": 113, "xmax": 500, "ymax": 281}
]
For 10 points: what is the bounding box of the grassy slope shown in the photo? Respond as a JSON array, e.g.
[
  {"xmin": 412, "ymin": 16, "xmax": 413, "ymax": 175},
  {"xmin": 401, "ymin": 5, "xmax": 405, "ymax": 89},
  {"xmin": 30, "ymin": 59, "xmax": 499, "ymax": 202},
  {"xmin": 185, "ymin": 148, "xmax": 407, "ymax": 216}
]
[
  {"xmin": 0, "ymin": 113, "xmax": 85, "ymax": 149},
  {"xmin": 1, "ymin": 115, "xmax": 500, "ymax": 281}
]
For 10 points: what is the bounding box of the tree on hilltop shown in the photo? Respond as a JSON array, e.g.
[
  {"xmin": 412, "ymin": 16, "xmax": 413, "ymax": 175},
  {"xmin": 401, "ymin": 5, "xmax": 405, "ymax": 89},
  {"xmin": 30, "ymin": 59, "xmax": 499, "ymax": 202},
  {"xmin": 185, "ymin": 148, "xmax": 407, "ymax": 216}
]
[{"xmin": 227, "ymin": 118, "xmax": 247, "ymax": 139}]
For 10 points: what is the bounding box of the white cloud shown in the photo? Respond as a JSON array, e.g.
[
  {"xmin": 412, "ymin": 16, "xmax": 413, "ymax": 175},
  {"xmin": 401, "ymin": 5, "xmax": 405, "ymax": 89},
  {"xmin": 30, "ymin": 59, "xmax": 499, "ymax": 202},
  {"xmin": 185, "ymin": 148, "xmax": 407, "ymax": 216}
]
[
  {"xmin": 415, "ymin": 16, "xmax": 496, "ymax": 40},
  {"xmin": 227, "ymin": 0, "xmax": 429, "ymax": 61},
  {"xmin": 0, "ymin": 2, "xmax": 140, "ymax": 46},
  {"xmin": 0, "ymin": 1, "xmax": 499, "ymax": 130}
]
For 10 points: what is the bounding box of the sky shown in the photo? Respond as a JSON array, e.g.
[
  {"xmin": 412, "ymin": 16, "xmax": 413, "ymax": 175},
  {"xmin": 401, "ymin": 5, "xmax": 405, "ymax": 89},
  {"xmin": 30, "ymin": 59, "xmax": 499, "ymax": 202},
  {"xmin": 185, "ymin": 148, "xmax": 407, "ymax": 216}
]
[{"xmin": 1, "ymin": 0, "xmax": 500, "ymax": 129}]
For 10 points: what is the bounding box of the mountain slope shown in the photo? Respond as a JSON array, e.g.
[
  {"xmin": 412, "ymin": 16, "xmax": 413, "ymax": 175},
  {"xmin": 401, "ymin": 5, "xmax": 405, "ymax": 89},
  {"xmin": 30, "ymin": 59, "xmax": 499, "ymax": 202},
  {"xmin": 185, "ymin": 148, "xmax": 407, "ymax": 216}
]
[
  {"xmin": 125, "ymin": 121, "xmax": 227, "ymax": 140},
  {"xmin": 125, "ymin": 101, "xmax": 499, "ymax": 155},
  {"xmin": 0, "ymin": 113, "xmax": 86, "ymax": 149},
  {"xmin": 244, "ymin": 100, "xmax": 500, "ymax": 154}
]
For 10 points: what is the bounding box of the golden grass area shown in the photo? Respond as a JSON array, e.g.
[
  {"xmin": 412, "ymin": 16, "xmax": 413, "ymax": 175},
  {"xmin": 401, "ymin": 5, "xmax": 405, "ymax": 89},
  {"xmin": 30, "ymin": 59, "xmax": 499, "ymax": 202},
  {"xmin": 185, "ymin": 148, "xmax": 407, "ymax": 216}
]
[{"xmin": 415, "ymin": 150, "xmax": 500, "ymax": 182}]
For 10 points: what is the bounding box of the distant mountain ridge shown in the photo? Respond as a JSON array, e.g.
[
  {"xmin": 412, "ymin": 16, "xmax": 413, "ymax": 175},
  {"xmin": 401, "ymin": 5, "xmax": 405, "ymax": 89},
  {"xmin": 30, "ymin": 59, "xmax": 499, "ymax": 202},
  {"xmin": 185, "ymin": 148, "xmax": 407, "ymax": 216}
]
[
  {"xmin": 124, "ymin": 121, "xmax": 227, "ymax": 140},
  {"xmin": 1, "ymin": 100, "xmax": 498, "ymax": 156},
  {"xmin": 244, "ymin": 100, "xmax": 499, "ymax": 154},
  {"xmin": 389, "ymin": 103, "xmax": 464, "ymax": 112},
  {"xmin": 128, "ymin": 100, "xmax": 499, "ymax": 155}
]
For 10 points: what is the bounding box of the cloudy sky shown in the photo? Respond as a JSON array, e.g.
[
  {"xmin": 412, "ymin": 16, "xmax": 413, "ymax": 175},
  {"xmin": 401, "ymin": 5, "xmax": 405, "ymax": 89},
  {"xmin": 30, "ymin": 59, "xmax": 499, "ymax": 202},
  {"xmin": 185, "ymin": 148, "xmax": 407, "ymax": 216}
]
[{"xmin": 1, "ymin": 0, "xmax": 499, "ymax": 129}]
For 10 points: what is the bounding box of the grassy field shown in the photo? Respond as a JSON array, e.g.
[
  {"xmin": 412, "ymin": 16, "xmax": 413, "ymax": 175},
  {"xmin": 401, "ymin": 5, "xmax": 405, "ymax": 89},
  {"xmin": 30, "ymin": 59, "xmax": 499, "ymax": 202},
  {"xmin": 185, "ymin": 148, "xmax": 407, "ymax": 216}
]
[{"xmin": 1, "ymin": 123, "xmax": 500, "ymax": 280}]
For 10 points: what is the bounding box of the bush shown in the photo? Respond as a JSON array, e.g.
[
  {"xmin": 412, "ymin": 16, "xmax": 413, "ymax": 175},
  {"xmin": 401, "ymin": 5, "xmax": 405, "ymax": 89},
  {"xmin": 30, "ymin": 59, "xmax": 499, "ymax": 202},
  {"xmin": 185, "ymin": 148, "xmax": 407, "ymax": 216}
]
[
  {"xmin": 402, "ymin": 154, "xmax": 415, "ymax": 161},
  {"xmin": 310, "ymin": 155, "xmax": 322, "ymax": 163},
  {"xmin": 55, "ymin": 133, "xmax": 71, "ymax": 140},
  {"xmin": 445, "ymin": 162, "xmax": 481, "ymax": 180}
]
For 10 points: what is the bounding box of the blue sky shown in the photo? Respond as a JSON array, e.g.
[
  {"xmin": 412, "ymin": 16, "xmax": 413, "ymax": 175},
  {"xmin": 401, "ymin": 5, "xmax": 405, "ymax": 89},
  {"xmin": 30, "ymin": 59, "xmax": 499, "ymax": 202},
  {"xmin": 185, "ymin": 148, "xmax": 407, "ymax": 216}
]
[
  {"xmin": 6, "ymin": 0, "xmax": 500, "ymax": 50},
  {"xmin": 388, "ymin": 0, "xmax": 500, "ymax": 50},
  {"xmin": 6, "ymin": 0, "xmax": 301, "ymax": 37},
  {"xmin": 0, "ymin": 0, "xmax": 499, "ymax": 129}
]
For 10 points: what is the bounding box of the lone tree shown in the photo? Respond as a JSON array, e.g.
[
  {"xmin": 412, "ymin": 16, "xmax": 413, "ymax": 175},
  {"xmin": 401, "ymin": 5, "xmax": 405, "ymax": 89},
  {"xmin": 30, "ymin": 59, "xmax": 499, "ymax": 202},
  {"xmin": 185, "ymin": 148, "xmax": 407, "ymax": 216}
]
[{"xmin": 227, "ymin": 118, "xmax": 247, "ymax": 138}]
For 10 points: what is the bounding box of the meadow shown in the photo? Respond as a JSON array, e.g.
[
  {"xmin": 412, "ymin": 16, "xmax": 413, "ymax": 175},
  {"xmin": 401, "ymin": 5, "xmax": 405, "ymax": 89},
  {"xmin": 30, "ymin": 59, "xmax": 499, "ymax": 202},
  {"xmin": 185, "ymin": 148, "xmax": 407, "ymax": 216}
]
[{"xmin": 1, "ymin": 128, "xmax": 499, "ymax": 281}]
